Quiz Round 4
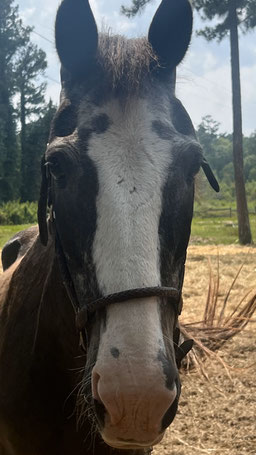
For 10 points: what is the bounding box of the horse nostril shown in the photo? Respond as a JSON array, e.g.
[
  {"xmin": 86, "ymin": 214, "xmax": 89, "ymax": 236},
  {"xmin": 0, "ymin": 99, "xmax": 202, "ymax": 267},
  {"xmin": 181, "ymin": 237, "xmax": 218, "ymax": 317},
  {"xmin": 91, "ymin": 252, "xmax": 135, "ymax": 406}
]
[
  {"xmin": 91, "ymin": 370, "xmax": 107, "ymax": 427},
  {"xmin": 93, "ymin": 398, "xmax": 106, "ymax": 428},
  {"xmin": 161, "ymin": 379, "xmax": 181, "ymax": 431},
  {"xmin": 92, "ymin": 370, "xmax": 101, "ymax": 403},
  {"xmin": 161, "ymin": 396, "xmax": 179, "ymax": 430}
]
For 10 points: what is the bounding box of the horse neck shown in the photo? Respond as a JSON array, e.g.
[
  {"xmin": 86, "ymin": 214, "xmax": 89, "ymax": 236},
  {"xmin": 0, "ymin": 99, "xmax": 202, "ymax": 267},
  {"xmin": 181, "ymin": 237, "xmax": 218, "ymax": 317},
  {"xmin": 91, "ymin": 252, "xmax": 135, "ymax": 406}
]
[
  {"xmin": 1, "ymin": 234, "xmax": 80, "ymax": 363},
  {"xmin": 33, "ymin": 236, "xmax": 80, "ymax": 360}
]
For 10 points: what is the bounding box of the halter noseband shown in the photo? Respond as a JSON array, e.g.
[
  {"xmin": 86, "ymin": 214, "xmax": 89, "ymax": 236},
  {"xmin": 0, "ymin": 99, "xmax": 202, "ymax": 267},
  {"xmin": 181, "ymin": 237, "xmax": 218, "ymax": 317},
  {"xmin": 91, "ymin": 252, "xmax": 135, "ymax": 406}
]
[
  {"xmin": 55, "ymin": 229, "xmax": 183, "ymax": 332},
  {"xmin": 76, "ymin": 286, "xmax": 182, "ymax": 330},
  {"xmin": 49, "ymin": 209, "xmax": 193, "ymax": 369}
]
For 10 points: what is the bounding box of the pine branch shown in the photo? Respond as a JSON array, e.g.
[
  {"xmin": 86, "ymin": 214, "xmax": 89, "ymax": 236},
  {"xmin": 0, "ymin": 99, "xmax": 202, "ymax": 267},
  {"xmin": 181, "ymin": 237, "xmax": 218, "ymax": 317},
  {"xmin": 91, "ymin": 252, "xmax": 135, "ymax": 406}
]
[{"xmin": 121, "ymin": 0, "xmax": 152, "ymax": 18}]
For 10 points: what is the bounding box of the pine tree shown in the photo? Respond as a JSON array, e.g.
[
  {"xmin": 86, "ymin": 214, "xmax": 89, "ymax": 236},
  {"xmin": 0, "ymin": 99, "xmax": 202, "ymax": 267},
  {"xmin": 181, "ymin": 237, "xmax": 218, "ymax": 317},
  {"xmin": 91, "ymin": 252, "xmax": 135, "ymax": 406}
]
[
  {"xmin": 121, "ymin": 0, "xmax": 152, "ymax": 17},
  {"xmin": 193, "ymin": 0, "xmax": 255, "ymax": 244},
  {"xmin": 0, "ymin": 0, "xmax": 48, "ymax": 203},
  {"xmin": 22, "ymin": 100, "xmax": 56, "ymax": 201},
  {"xmin": 122, "ymin": 0, "xmax": 256, "ymax": 244},
  {"xmin": 0, "ymin": 0, "xmax": 29, "ymax": 201},
  {"xmin": 15, "ymin": 42, "xmax": 47, "ymax": 201}
]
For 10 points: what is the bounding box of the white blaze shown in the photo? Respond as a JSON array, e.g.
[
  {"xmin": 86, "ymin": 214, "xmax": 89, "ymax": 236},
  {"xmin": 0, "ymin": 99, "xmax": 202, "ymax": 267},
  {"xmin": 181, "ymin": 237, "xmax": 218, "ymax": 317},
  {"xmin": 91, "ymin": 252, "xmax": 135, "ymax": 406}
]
[
  {"xmin": 84, "ymin": 96, "xmax": 173, "ymax": 294},
  {"xmin": 79, "ymin": 95, "xmax": 177, "ymax": 446}
]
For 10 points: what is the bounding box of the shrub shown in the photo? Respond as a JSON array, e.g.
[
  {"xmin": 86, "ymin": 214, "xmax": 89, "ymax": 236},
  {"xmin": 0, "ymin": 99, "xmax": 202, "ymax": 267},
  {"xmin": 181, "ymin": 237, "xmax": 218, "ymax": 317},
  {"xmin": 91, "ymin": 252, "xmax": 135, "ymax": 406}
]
[{"xmin": 0, "ymin": 201, "xmax": 38, "ymax": 225}]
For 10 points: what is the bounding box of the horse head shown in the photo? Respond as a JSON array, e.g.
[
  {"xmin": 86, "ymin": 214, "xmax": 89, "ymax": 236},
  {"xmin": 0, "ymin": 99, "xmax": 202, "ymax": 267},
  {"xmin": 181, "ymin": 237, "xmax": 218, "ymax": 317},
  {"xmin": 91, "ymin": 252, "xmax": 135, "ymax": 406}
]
[{"xmin": 38, "ymin": 0, "xmax": 218, "ymax": 450}]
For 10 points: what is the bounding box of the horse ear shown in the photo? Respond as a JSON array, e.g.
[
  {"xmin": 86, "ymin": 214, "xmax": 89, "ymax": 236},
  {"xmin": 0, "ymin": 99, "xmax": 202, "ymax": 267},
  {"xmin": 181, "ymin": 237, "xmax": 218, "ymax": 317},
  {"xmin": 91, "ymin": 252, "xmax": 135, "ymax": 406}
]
[
  {"xmin": 148, "ymin": 0, "xmax": 193, "ymax": 70},
  {"xmin": 55, "ymin": 0, "xmax": 98, "ymax": 78},
  {"xmin": 201, "ymin": 157, "xmax": 220, "ymax": 193},
  {"xmin": 38, "ymin": 157, "xmax": 49, "ymax": 246}
]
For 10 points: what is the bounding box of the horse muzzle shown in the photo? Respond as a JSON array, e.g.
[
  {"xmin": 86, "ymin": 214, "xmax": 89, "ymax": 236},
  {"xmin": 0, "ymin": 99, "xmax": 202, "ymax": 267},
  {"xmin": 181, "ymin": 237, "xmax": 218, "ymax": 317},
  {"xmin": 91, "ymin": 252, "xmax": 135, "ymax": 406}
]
[{"xmin": 91, "ymin": 364, "xmax": 180, "ymax": 449}]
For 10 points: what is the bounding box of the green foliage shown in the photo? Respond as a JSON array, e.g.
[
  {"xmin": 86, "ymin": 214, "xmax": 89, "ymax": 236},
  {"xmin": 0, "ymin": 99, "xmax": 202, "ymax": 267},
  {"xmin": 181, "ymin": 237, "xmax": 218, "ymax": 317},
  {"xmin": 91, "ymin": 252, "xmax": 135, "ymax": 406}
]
[
  {"xmin": 15, "ymin": 43, "xmax": 47, "ymax": 119},
  {"xmin": 197, "ymin": 116, "xmax": 233, "ymax": 180},
  {"xmin": 196, "ymin": 115, "xmax": 256, "ymax": 204},
  {"xmin": 0, "ymin": 0, "xmax": 31, "ymax": 201},
  {"xmin": 191, "ymin": 213, "xmax": 256, "ymax": 245},
  {"xmin": 245, "ymin": 181, "xmax": 256, "ymax": 203},
  {"xmin": 121, "ymin": 0, "xmax": 256, "ymax": 27},
  {"xmin": 193, "ymin": 0, "xmax": 256, "ymax": 41},
  {"xmin": 0, "ymin": 200, "xmax": 37, "ymax": 225},
  {"xmin": 194, "ymin": 0, "xmax": 255, "ymax": 244},
  {"xmin": 121, "ymin": 0, "xmax": 255, "ymax": 244},
  {"xmin": 121, "ymin": 0, "xmax": 152, "ymax": 17},
  {"xmin": 0, "ymin": 0, "xmax": 50, "ymax": 204},
  {"xmin": 20, "ymin": 100, "xmax": 56, "ymax": 202}
]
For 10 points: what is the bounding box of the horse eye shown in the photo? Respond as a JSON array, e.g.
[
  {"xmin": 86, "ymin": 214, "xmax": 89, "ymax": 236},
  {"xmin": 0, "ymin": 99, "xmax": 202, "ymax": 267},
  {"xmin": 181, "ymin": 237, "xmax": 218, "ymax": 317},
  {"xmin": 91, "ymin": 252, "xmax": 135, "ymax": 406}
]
[
  {"xmin": 183, "ymin": 148, "xmax": 202, "ymax": 183},
  {"xmin": 53, "ymin": 102, "xmax": 77, "ymax": 137},
  {"xmin": 188, "ymin": 158, "xmax": 201, "ymax": 179},
  {"xmin": 46, "ymin": 158, "xmax": 66, "ymax": 188}
]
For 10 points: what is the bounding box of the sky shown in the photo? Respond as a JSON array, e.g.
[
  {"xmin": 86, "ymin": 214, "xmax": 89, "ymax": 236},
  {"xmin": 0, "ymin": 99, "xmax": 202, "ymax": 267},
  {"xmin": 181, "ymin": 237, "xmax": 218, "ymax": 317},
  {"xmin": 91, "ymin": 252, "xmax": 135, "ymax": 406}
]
[{"xmin": 18, "ymin": 0, "xmax": 256, "ymax": 135}]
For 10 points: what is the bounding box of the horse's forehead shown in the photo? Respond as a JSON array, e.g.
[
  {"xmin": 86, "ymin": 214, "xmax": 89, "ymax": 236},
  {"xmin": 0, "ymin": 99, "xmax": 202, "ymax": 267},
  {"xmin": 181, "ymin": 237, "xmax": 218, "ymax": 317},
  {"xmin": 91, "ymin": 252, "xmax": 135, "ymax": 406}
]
[
  {"xmin": 83, "ymin": 104, "xmax": 173, "ymax": 296},
  {"xmin": 76, "ymin": 92, "xmax": 174, "ymax": 141}
]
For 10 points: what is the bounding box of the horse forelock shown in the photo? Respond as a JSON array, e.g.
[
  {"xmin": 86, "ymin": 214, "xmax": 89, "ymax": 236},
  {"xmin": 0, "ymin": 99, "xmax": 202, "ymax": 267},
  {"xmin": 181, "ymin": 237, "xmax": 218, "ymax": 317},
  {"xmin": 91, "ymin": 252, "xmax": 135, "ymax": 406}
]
[
  {"xmin": 60, "ymin": 32, "xmax": 175, "ymax": 102},
  {"xmin": 96, "ymin": 33, "xmax": 159, "ymax": 93}
]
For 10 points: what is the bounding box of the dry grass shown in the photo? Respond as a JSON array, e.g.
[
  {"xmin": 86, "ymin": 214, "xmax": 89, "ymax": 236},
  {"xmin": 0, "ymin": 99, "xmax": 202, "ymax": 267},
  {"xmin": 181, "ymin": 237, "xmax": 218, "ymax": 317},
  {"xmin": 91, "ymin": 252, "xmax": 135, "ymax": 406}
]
[
  {"xmin": 154, "ymin": 244, "xmax": 256, "ymax": 455},
  {"xmin": 1, "ymin": 244, "xmax": 256, "ymax": 453},
  {"xmin": 180, "ymin": 253, "xmax": 256, "ymax": 373}
]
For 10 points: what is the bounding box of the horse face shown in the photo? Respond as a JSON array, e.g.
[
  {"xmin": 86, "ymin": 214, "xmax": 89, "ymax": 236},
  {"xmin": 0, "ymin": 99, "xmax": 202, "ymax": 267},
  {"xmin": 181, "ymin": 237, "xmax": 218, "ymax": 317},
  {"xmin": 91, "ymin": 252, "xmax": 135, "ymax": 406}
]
[{"xmin": 41, "ymin": 0, "xmax": 202, "ymax": 450}]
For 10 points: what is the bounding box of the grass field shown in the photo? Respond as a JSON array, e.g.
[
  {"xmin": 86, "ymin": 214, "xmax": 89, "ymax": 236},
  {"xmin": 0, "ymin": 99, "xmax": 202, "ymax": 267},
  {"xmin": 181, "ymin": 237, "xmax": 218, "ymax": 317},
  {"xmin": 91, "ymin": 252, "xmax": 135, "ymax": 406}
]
[
  {"xmin": 191, "ymin": 214, "xmax": 256, "ymax": 245},
  {"xmin": 0, "ymin": 214, "xmax": 255, "ymax": 249},
  {"xmin": 0, "ymin": 224, "xmax": 32, "ymax": 249}
]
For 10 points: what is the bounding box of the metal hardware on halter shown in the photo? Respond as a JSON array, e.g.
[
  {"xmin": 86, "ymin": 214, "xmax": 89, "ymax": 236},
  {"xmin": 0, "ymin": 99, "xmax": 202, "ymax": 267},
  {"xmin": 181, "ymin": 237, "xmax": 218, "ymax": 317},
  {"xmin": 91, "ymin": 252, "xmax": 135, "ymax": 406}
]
[{"xmin": 44, "ymin": 161, "xmax": 51, "ymax": 180}]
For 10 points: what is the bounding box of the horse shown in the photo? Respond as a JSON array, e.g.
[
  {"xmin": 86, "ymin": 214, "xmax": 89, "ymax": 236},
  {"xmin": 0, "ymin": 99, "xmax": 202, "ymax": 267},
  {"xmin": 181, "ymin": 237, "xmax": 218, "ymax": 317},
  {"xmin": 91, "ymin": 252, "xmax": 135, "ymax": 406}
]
[
  {"xmin": 1, "ymin": 226, "xmax": 38, "ymax": 271},
  {"xmin": 0, "ymin": 0, "xmax": 219, "ymax": 453}
]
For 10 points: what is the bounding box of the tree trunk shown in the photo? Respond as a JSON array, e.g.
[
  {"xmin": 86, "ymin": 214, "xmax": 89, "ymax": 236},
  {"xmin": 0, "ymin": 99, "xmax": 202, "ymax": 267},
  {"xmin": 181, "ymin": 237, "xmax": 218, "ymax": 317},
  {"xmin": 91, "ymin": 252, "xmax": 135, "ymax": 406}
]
[
  {"xmin": 228, "ymin": 0, "xmax": 252, "ymax": 244},
  {"xmin": 20, "ymin": 84, "xmax": 27, "ymax": 201}
]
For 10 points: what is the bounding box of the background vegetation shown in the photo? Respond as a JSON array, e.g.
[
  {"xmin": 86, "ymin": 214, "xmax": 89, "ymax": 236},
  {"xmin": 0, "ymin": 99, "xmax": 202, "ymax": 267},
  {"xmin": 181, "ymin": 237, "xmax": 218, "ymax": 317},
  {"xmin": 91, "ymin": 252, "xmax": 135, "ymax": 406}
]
[
  {"xmin": 0, "ymin": 1, "xmax": 255, "ymax": 248},
  {"xmin": 122, "ymin": 0, "xmax": 256, "ymax": 244},
  {"xmin": 0, "ymin": 0, "xmax": 56, "ymax": 204}
]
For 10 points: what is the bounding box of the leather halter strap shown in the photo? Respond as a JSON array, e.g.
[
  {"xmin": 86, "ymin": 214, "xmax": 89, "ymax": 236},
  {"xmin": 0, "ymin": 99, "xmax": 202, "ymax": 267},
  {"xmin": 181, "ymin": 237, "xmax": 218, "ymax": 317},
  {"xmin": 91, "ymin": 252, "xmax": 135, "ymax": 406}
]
[
  {"xmin": 54, "ymin": 228, "xmax": 183, "ymax": 332},
  {"xmin": 76, "ymin": 286, "xmax": 182, "ymax": 331},
  {"xmin": 54, "ymin": 221, "xmax": 193, "ymax": 369}
]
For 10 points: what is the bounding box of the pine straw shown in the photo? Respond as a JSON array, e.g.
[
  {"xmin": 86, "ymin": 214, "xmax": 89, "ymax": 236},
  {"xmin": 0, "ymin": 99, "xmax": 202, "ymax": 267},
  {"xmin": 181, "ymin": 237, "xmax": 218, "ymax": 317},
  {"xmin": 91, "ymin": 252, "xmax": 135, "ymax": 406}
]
[{"xmin": 179, "ymin": 256, "xmax": 256, "ymax": 373}]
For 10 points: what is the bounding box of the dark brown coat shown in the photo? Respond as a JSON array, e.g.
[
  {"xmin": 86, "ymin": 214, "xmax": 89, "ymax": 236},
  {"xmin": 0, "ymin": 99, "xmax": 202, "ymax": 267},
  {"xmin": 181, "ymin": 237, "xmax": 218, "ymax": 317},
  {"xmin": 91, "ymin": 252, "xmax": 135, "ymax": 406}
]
[{"xmin": 0, "ymin": 235, "xmax": 144, "ymax": 455}]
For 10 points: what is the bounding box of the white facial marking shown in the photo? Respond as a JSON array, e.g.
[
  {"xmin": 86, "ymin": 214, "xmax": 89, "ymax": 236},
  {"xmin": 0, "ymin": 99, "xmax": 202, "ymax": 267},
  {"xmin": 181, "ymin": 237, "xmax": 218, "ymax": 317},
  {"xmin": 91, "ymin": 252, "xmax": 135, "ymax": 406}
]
[
  {"xmin": 79, "ymin": 94, "xmax": 178, "ymax": 444},
  {"xmin": 83, "ymin": 96, "xmax": 173, "ymax": 294}
]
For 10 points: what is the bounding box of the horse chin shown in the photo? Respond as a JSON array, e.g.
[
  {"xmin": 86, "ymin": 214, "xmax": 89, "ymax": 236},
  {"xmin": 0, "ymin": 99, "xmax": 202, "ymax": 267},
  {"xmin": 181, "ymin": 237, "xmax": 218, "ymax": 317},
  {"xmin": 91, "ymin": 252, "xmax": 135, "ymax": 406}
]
[{"xmin": 101, "ymin": 432, "xmax": 165, "ymax": 450}]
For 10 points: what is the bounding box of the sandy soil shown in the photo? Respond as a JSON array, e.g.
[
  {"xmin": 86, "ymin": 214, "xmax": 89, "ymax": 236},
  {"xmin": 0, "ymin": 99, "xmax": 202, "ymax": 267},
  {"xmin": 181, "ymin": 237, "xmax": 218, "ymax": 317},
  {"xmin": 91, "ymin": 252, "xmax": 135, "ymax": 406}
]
[
  {"xmin": 0, "ymin": 244, "xmax": 255, "ymax": 454},
  {"xmin": 154, "ymin": 243, "xmax": 256, "ymax": 455}
]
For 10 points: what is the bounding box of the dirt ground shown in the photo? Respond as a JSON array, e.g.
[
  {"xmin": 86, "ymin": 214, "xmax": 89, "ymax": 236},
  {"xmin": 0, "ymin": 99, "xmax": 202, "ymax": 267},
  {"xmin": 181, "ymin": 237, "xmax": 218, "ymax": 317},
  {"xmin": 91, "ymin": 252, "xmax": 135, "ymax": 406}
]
[
  {"xmin": 0, "ymin": 243, "xmax": 255, "ymax": 454},
  {"xmin": 154, "ymin": 243, "xmax": 256, "ymax": 455}
]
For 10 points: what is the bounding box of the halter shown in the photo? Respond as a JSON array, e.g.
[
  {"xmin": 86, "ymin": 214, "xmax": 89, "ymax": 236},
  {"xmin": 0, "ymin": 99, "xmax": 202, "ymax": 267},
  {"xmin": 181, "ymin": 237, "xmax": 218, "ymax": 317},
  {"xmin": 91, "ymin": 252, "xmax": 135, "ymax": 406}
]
[
  {"xmin": 55, "ymin": 229, "xmax": 183, "ymax": 331},
  {"xmin": 40, "ymin": 150, "xmax": 195, "ymax": 365},
  {"xmin": 52, "ymin": 223, "xmax": 194, "ymax": 382},
  {"xmin": 55, "ymin": 225, "xmax": 191, "ymax": 455}
]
